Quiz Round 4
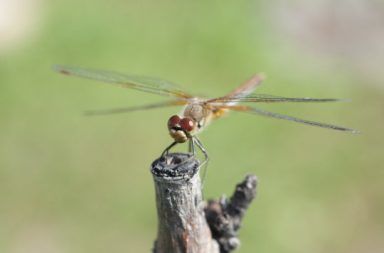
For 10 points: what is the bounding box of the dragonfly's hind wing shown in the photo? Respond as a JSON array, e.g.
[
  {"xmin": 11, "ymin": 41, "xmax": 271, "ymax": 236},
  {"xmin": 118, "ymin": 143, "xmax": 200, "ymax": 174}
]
[
  {"xmin": 54, "ymin": 65, "xmax": 193, "ymax": 99},
  {"xmin": 208, "ymin": 93, "xmax": 349, "ymax": 104},
  {"xmin": 223, "ymin": 105, "xmax": 359, "ymax": 133}
]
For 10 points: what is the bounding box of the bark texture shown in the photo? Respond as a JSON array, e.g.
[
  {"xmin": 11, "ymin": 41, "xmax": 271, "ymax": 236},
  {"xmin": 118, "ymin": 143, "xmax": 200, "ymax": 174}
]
[{"xmin": 151, "ymin": 153, "xmax": 219, "ymax": 253}]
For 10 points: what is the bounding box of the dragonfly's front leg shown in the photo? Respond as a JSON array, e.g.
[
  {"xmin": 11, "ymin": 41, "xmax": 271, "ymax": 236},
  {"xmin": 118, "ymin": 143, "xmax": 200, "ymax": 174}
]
[{"xmin": 160, "ymin": 141, "xmax": 178, "ymax": 158}]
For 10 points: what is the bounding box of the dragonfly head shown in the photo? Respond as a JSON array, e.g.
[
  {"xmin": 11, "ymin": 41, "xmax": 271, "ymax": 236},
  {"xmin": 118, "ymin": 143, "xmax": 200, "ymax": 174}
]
[{"xmin": 167, "ymin": 115, "xmax": 195, "ymax": 143}]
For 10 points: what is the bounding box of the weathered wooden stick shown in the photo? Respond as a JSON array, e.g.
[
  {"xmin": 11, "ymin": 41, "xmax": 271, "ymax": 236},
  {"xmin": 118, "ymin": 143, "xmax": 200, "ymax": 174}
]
[
  {"xmin": 151, "ymin": 153, "xmax": 219, "ymax": 253},
  {"xmin": 150, "ymin": 153, "xmax": 257, "ymax": 253}
]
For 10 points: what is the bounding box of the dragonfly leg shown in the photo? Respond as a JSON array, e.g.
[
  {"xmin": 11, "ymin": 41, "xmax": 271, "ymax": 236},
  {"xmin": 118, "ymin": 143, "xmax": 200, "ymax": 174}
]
[
  {"xmin": 161, "ymin": 141, "xmax": 178, "ymax": 158},
  {"xmin": 194, "ymin": 137, "xmax": 209, "ymax": 165},
  {"xmin": 161, "ymin": 139, "xmax": 195, "ymax": 170},
  {"xmin": 188, "ymin": 138, "xmax": 196, "ymax": 156},
  {"xmin": 160, "ymin": 138, "xmax": 208, "ymax": 182},
  {"xmin": 194, "ymin": 137, "xmax": 210, "ymax": 185}
]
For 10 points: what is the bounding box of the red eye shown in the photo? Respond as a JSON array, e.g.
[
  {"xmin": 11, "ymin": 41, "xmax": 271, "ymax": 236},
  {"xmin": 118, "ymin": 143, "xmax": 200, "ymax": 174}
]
[
  {"xmin": 168, "ymin": 115, "xmax": 181, "ymax": 128},
  {"xmin": 180, "ymin": 118, "xmax": 194, "ymax": 132}
]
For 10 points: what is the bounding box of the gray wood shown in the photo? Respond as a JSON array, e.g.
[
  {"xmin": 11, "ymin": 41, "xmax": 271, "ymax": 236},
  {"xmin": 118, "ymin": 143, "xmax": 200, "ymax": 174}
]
[{"xmin": 151, "ymin": 153, "xmax": 219, "ymax": 253}]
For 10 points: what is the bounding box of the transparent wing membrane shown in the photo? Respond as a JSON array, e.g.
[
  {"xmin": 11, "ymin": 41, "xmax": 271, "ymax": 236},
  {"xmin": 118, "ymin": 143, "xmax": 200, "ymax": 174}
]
[
  {"xmin": 208, "ymin": 93, "xmax": 348, "ymax": 104},
  {"xmin": 225, "ymin": 74, "xmax": 265, "ymax": 98},
  {"xmin": 84, "ymin": 100, "xmax": 187, "ymax": 116},
  {"xmin": 54, "ymin": 65, "xmax": 193, "ymax": 98},
  {"xmin": 225, "ymin": 105, "xmax": 359, "ymax": 133}
]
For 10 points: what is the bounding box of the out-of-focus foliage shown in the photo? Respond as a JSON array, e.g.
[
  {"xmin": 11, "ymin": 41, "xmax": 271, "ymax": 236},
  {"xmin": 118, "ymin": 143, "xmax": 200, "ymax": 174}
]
[{"xmin": 0, "ymin": 0, "xmax": 383, "ymax": 252}]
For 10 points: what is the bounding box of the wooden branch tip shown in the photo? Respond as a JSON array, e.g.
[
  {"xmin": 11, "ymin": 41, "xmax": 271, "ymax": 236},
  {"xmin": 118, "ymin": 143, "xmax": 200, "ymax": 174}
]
[
  {"xmin": 151, "ymin": 152, "xmax": 200, "ymax": 182},
  {"xmin": 151, "ymin": 153, "xmax": 219, "ymax": 253}
]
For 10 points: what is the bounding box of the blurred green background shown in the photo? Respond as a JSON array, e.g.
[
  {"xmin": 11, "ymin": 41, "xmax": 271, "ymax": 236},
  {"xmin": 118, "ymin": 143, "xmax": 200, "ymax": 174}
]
[{"xmin": 1, "ymin": 0, "xmax": 383, "ymax": 252}]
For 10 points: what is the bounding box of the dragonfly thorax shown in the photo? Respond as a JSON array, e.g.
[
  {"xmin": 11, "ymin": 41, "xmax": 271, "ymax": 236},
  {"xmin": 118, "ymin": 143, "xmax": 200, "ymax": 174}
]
[
  {"xmin": 183, "ymin": 103, "xmax": 206, "ymax": 122},
  {"xmin": 183, "ymin": 103, "xmax": 213, "ymax": 129}
]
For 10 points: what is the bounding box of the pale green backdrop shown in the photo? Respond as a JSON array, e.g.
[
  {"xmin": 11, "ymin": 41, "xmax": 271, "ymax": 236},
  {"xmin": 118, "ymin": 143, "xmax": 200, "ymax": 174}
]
[{"xmin": 1, "ymin": 1, "xmax": 383, "ymax": 252}]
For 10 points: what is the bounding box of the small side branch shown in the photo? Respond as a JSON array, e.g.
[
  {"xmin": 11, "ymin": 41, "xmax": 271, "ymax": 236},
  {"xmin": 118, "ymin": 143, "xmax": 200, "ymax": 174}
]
[{"xmin": 205, "ymin": 175, "xmax": 258, "ymax": 253}]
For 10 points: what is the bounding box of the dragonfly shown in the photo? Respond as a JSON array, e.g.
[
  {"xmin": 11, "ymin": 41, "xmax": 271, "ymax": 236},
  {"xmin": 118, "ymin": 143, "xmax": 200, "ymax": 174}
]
[{"xmin": 54, "ymin": 65, "xmax": 358, "ymax": 167}]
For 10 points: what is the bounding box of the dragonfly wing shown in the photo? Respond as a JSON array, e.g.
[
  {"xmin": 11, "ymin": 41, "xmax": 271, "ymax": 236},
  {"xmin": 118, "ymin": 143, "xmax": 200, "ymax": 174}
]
[
  {"xmin": 208, "ymin": 93, "xmax": 349, "ymax": 104},
  {"xmin": 84, "ymin": 100, "xmax": 187, "ymax": 116},
  {"xmin": 227, "ymin": 74, "xmax": 265, "ymax": 97},
  {"xmin": 224, "ymin": 105, "xmax": 359, "ymax": 133},
  {"xmin": 54, "ymin": 65, "xmax": 193, "ymax": 99},
  {"xmin": 207, "ymin": 74, "xmax": 265, "ymax": 105}
]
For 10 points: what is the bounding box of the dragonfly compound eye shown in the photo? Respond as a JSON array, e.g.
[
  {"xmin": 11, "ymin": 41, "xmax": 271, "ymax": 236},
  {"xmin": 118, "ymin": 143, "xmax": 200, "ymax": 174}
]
[
  {"xmin": 168, "ymin": 115, "xmax": 181, "ymax": 129},
  {"xmin": 180, "ymin": 118, "xmax": 195, "ymax": 132}
]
